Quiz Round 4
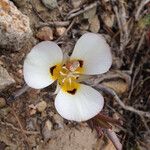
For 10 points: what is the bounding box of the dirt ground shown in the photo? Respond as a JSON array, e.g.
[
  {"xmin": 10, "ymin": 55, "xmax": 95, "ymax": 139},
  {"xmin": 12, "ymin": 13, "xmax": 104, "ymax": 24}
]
[{"xmin": 0, "ymin": 0, "xmax": 150, "ymax": 149}]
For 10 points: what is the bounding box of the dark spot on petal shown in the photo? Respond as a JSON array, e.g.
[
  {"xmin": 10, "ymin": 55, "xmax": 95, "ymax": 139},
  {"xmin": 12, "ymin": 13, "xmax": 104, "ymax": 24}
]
[
  {"xmin": 50, "ymin": 65, "xmax": 56, "ymax": 75},
  {"xmin": 78, "ymin": 60, "xmax": 84, "ymax": 67},
  {"xmin": 67, "ymin": 88, "xmax": 77, "ymax": 95}
]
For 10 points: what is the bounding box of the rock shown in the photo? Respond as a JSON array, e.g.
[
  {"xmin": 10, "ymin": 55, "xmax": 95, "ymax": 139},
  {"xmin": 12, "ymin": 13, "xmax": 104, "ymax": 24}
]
[
  {"xmin": 89, "ymin": 15, "xmax": 100, "ymax": 33},
  {"xmin": 0, "ymin": 97, "xmax": 6, "ymax": 108},
  {"xmin": 42, "ymin": 120, "xmax": 53, "ymax": 141},
  {"xmin": 0, "ymin": 0, "xmax": 32, "ymax": 51},
  {"xmin": 0, "ymin": 66, "xmax": 15, "ymax": 90},
  {"xmin": 36, "ymin": 101, "xmax": 47, "ymax": 112},
  {"xmin": 56, "ymin": 27, "xmax": 66, "ymax": 36},
  {"xmin": 41, "ymin": 0, "xmax": 58, "ymax": 10},
  {"xmin": 36, "ymin": 26, "xmax": 53, "ymax": 41}
]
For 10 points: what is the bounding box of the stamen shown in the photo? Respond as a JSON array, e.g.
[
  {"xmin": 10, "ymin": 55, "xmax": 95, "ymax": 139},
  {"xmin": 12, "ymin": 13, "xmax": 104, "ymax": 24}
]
[
  {"xmin": 62, "ymin": 66, "xmax": 69, "ymax": 71},
  {"xmin": 62, "ymin": 78, "xmax": 66, "ymax": 83},
  {"xmin": 69, "ymin": 77, "xmax": 72, "ymax": 85},
  {"xmin": 60, "ymin": 71, "xmax": 67, "ymax": 76}
]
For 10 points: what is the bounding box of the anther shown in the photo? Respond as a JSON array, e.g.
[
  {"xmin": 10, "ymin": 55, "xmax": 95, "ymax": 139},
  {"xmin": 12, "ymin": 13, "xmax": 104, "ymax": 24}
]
[{"xmin": 60, "ymin": 71, "xmax": 67, "ymax": 76}]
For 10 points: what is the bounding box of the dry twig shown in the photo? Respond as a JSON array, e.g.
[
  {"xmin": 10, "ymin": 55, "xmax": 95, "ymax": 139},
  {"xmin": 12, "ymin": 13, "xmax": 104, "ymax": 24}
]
[
  {"xmin": 128, "ymin": 32, "xmax": 149, "ymax": 100},
  {"xmin": 140, "ymin": 115, "xmax": 150, "ymax": 133},
  {"xmin": 11, "ymin": 105, "xmax": 31, "ymax": 148},
  {"xmin": 105, "ymin": 129, "xmax": 122, "ymax": 150},
  {"xmin": 128, "ymin": 67, "xmax": 140, "ymax": 99},
  {"xmin": 36, "ymin": 21, "xmax": 70, "ymax": 28},
  {"xmin": 55, "ymin": 18, "xmax": 76, "ymax": 42},
  {"xmin": 129, "ymin": 32, "xmax": 146, "ymax": 74},
  {"xmin": 66, "ymin": 1, "xmax": 99, "ymax": 19},
  {"xmin": 7, "ymin": 84, "xmax": 30, "ymax": 103},
  {"xmin": 96, "ymin": 85, "xmax": 150, "ymax": 119},
  {"xmin": 111, "ymin": 0, "xmax": 130, "ymax": 51},
  {"xmin": 135, "ymin": 0, "xmax": 150, "ymax": 20},
  {"xmin": 0, "ymin": 120, "xmax": 39, "ymax": 135},
  {"xmin": 97, "ymin": 71, "xmax": 130, "ymax": 86},
  {"xmin": 30, "ymin": 1, "xmax": 70, "ymax": 27}
]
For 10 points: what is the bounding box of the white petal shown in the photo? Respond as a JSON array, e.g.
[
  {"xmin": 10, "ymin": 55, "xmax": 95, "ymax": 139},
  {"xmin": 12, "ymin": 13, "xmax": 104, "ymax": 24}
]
[
  {"xmin": 55, "ymin": 84, "xmax": 104, "ymax": 122},
  {"xmin": 71, "ymin": 33, "xmax": 112, "ymax": 75},
  {"xmin": 23, "ymin": 41, "xmax": 63, "ymax": 89}
]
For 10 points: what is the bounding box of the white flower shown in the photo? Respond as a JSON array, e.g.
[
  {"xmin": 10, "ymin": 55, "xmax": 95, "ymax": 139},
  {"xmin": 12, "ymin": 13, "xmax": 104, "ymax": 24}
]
[{"xmin": 23, "ymin": 33, "xmax": 112, "ymax": 122}]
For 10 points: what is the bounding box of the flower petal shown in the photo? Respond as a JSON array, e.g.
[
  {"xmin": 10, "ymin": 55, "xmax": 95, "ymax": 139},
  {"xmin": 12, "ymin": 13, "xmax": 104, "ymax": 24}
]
[
  {"xmin": 70, "ymin": 33, "xmax": 112, "ymax": 75},
  {"xmin": 23, "ymin": 41, "xmax": 63, "ymax": 89},
  {"xmin": 55, "ymin": 84, "xmax": 104, "ymax": 122}
]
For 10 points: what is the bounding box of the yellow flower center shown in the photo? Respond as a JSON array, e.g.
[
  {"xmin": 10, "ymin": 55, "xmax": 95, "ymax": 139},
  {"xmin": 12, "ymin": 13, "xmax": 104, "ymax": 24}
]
[{"xmin": 50, "ymin": 60, "xmax": 84, "ymax": 94}]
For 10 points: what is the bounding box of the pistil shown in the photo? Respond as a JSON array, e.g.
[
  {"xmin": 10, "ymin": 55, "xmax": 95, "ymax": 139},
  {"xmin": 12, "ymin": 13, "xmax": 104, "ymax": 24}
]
[{"xmin": 50, "ymin": 60, "xmax": 84, "ymax": 94}]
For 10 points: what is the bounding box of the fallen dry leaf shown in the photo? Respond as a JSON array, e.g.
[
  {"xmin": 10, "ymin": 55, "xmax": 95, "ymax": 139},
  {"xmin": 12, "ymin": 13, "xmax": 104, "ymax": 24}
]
[{"xmin": 102, "ymin": 79, "xmax": 128, "ymax": 94}]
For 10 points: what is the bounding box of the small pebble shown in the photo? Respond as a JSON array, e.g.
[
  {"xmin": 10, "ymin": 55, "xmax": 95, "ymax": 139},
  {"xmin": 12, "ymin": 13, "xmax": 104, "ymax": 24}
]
[
  {"xmin": 26, "ymin": 118, "xmax": 37, "ymax": 131},
  {"xmin": 0, "ymin": 66, "xmax": 15, "ymax": 90},
  {"xmin": 0, "ymin": 107, "xmax": 11, "ymax": 116},
  {"xmin": 53, "ymin": 114, "xmax": 64, "ymax": 129},
  {"xmin": 0, "ymin": 60, "xmax": 3, "ymax": 65},
  {"xmin": 36, "ymin": 26, "xmax": 53, "ymax": 41},
  {"xmin": 18, "ymin": 69, "xmax": 23, "ymax": 76},
  {"xmin": 56, "ymin": 27, "xmax": 66, "ymax": 36},
  {"xmin": 36, "ymin": 101, "xmax": 47, "ymax": 112},
  {"xmin": 41, "ymin": 0, "xmax": 58, "ymax": 10},
  {"xmin": 28, "ymin": 104, "xmax": 37, "ymax": 116},
  {"xmin": 42, "ymin": 120, "xmax": 53, "ymax": 141},
  {"xmin": 71, "ymin": 0, "xmax": 86, "ymax": 8},
  {"xmin": 0, "ymin": 97, "xmax": 6, "ymax": 108}
]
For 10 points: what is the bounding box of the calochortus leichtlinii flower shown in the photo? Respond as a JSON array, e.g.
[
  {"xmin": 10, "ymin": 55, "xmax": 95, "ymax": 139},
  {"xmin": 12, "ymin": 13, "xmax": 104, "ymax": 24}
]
[{"xmin": 23, "ymin": 33, "xmax": 112, "ymax": 122}]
